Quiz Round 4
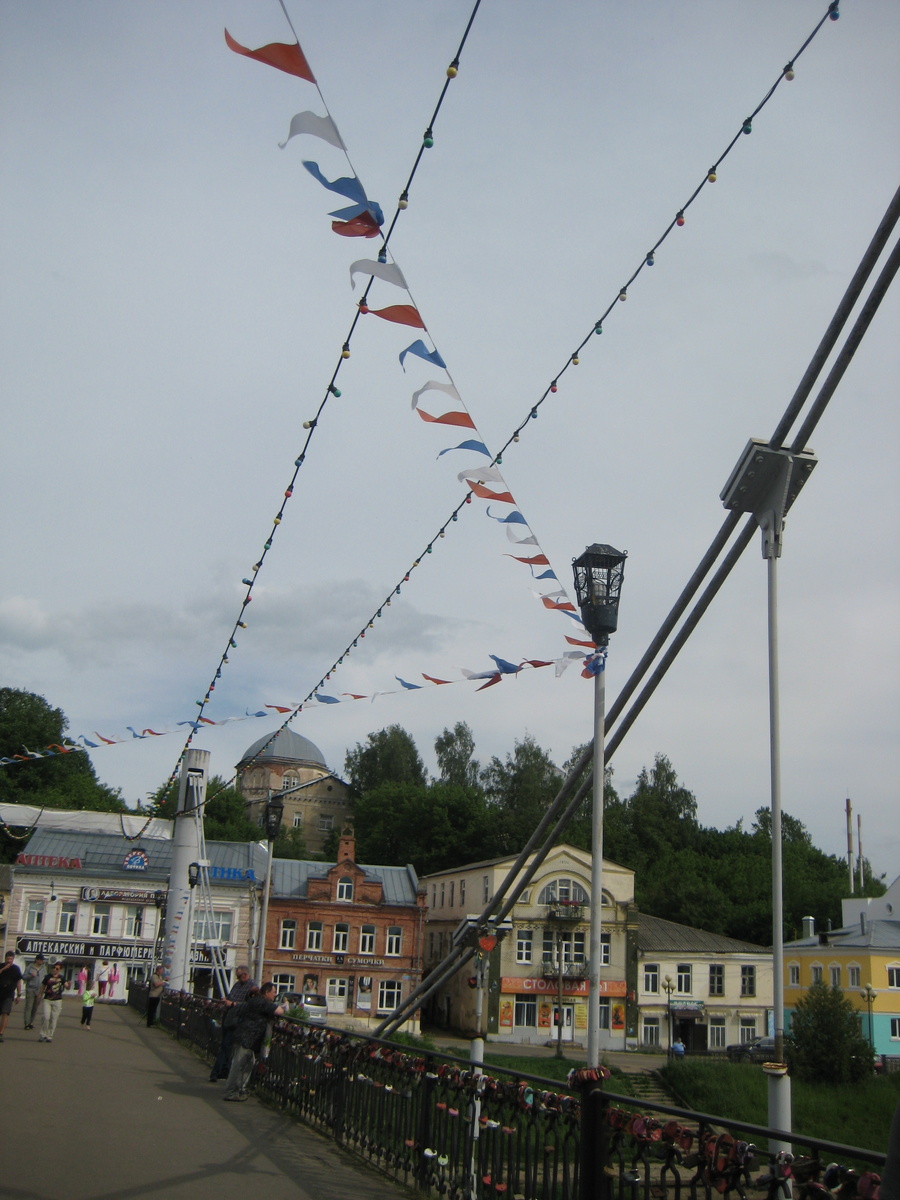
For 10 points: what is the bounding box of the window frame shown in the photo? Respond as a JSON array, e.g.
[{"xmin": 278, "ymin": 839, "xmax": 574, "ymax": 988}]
[
  {"xmin": 58, "ymin": 900, "xmax": 78, "ymax": 935},
  {"xmin": 92, "ymin": 903, "xmax": 111, "ymax": 937},
  {"xmin": 333, "ymin": 922, "xmax": 350, "ymax": 953},
  {"xmin": 280, "ymin": 919, "xmax": 297, "ymax": 950},
  {"xmin": 359, "ymin": 925, "xmax": 376, "ymax": 954},
  {"xmin": 25, "ymin": 898, "xmax": 44, "ymax": 933},
  {"xmin": 741, "ymin": 964, "xmax": 756, "ymax": 997},
  {"xmin": 306, "ymin": 921, "xmax": 323, "ymax": 951},
  {"xmin": 516, "ymin": 929, "xmax": 533, "ymax": 965},
  {"xmin": 676, "ymin": 963, "xmax": 692, "ymax": 995},
  {"xmin": 386, "ymin": 926, "xmax": 402, "ymax": 956},
  {"xmin": 336, "ymin": 877, "xmax": 354, "ymax": 902},
  {"xmin": 709, "ymin": 964, "xmax": 725, "ymax": 996},
  {"xmin": 644, "ymin": 964, "xmax": 659, "ymax": 994}
]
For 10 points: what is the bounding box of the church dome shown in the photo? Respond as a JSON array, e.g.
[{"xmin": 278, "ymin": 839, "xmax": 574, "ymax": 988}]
[{"xmin": 238, "ymin": 728, "xmax": 327, "ymax": 768}]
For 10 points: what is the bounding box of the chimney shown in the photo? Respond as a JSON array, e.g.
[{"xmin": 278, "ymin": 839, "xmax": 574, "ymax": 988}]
[
  {"xmin": 801, "ymin": 916, "xmax": 816, "ymax": 938},
  {"xmin": 337, "ymin": 833, "xmax": 356, "ymax": 864},
  {"xmin": 860, "ymin": 913, "xmax": 868, "ymax": 937}
]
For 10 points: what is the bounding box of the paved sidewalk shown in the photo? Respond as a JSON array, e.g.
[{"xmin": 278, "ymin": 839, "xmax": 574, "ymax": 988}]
[{"xmin": 0, "ymin": 1000, "xmax": 414, "ymax": 1200}]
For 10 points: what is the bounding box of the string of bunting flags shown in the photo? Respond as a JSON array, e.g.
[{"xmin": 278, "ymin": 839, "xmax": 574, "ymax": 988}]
[{"xmin": 183, "ymin": 0, "xmax": 842, "ymax": 795}]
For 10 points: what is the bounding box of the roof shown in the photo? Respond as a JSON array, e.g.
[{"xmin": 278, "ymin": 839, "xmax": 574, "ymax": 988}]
[
  {"xmin": 420, "ymin": 843, "xmax": 630, "ymax": 880},
  {"xmin": 636, "ymin": 912, "xmax": 770, "ymax": 955},
  {"xmin": 16, "ymin": 829, "xmax": 268, "ymax": 884},
  {"xmin": 784, "ymin": 919, "xmax": 900, "ymax": 953},
  {"xmin": 238, "ymin": 728, "xmax": 327, "ymax": 768},
  {"xmin": 271, "ymin": 858, "xmax": 419, "ymax": 906},
  {"xmin": 0, "ymin": 803, "xmax": 173, "ymax": 840}
]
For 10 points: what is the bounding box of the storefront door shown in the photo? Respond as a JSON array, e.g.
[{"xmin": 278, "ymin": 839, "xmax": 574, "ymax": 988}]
[
  {"xmin": 552, "ymin": 1004, "xmax": 575, "ymax": 1042},
  {"xmin": 327, "ymin": 977, "xmax": 348, "ymax": 1014}
]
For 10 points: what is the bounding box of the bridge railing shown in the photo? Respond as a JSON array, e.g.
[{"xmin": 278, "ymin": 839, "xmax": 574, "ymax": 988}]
[{"xmin": 148, "ymin": 990, "xmax": 887, "ymax": 1200}]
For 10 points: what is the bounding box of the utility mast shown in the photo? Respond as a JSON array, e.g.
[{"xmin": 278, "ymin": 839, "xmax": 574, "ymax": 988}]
[
  {"xmin": 162, "ymin": 749, "xmax": 209, "ymax": 992},
  {"xmin": 846, "ymin": 797, "xmax": 855, "ymax": 894}
]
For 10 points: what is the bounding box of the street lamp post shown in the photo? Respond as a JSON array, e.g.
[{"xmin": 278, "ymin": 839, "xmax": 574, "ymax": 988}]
[
  {"xmin": 860, "ymin": 983, "xmax": 876, "ymax": 1052},
  {"xmin": 721, "ymin": 438, "xmax": 817, "ymax": 1151},
  {"xmin": 663, "ymin": 975, "xmax": 675, "ymax": 1057},
  {"xmin": 572, "ymin": 543, "xmax": 627, "ymax": 1068},
  {"xmin": 255, "ymin": 794, "xmax": 285, "ymax": 984}
]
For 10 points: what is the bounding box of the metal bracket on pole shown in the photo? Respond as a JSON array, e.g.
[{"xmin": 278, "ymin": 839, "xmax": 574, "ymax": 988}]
[{"xmin": 720, "ymin": 439, "xmax": 817, "ymax": 559}]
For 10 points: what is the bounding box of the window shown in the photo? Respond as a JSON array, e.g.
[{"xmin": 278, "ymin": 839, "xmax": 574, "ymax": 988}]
[
  {"xmin": 811, "ymin": 965, "xmax": 823, "ymax": 985},
  {"xmin": 483, "ymin": 875, "xmax": 490, "ymax": 903},
  {"xmin": 459, "ymin": 879, "xmax": 466, "ymax": 905},
  {"xmin": 272, "ymin": 973, "xmax": 296, "ymax": 993},
  {"xmin": 741, "ymin": 965, "xmax": 756, "ymax": 997},
  {"xmin": 830, "ymin": 965, "xmax": 841, "ymax": 988},
  {"xmin": 891, "ymin": 1018, "xmax": 900, "ymax": 1040},
  {"xmin": 92, "ymin": 904, "xmax": 110, "ymax": 936},
  {"xmin": 598, "ymin": 999, "xmax": 611, "ymax": 1029},
  {"xmin": 318, "ymin": 813, "xmax": 334, "ymax": 832},
  {"xmin": 333, "ymin": 923, "xmax": 349, "ymax": 953},
  {"xmin": 848, "ymin": 966, "xmax": 861, "ymax": 988},
  {"xmin": 431, "ymin": 885, "xmax": 437, "ymax": 908},
  {"xmin": 643, "ymin": 1017, "xmax": 660, "ymax": 1046},
  {"xmin": 193, "ymin": 910, "xmax": 233, "ymax": 943},
  {"xmin": 740, "ymin": 1018, "xmax": 757, "ymax": 1043},
  {"xmin": 449, "ymin": 882, "xmax": 455, "ymax": 908},
  {"xmin": 537, "ymin": 878, "xmax": 589, "ymax": 905},
  {"xmin": 789, "ymin": 964, "xmax": 800, "ymax": 986},
  {"xmin": 428, "ymin": 932, "xmax": 435, "ymax": 960},
  {"xmin": 514, "ymin": 998, "xmax": 537, "ymax": 1027},
  {"xmin": 600, "ymin": 932, "xmax": 610, "ymax": 966},
  {"xmin": 292, "ymin": 813, "xmax": 303, "ymax": 828},
  {"xmin": 709, "ymin": 964, "xmax": 724, "ymax": 996},
  {"xmin": 516, "ymin": 929, "xmax": 533, "ymax": 964},
  {"xmin": 386, "ymin": 926, "xmax": 402, "ymax": 956},
  {"xmin": 358, "ymin": 925, "xmax": 375, "ymax": 954},
  {"xmin": 888, "ymin": 967, "xmax": 900, "ymax": 989},
  {"xmin": 337, "ymin": 877, "xmax": 354, "ymax": 901},
  {"xmin": 124, "ymin": 906, "xmax": 144, "ymax": 938},
  {"xmin": 644, "ymin": 964, "xmax": 659, "ymax": 994},
  {"xmin": 282, "ymin": 773, "xmax": 299, "ymax": 789},
  {"xmin": 440, "ymin": 882, "xmax": 445, "ymax": 907},
  {"xmin": 709, "ymin": 1018, "xmax": 726, "ymax": 1049},
  {"xmin": 58, "ymin": 901, "xmax": 77, "ymax": 935},
  {"xmin": 378, "ymin": 980, "xmax": 402, "ymax": 1012},
  {"xmin": 280, "ymin": 920, "xmax": 297, "ymax": 950},
  {"xmin": 543, "ymin": 930, "xmax": 586, "ymax": 964},
  {"xmin": 25, "ymin": 899, "xmax": 44, "ymax": 933},
  {"xmin": 676, "ymin": 964, "xmax": 692, "ymax": 994},
  {"xmin": 307, "ymin": 921, "xmax": 323, "ymax": 951}
]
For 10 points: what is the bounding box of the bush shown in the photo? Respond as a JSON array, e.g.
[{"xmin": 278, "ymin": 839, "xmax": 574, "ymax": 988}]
[{"xmin": 788, "ymin": 981, "xmax": 874, "ymax": 1084}]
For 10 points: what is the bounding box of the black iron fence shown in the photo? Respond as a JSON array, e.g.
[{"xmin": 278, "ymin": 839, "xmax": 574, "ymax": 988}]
[{"xmin": 139, "ymin": 988, "xmax": 887, "ymax": 1199}]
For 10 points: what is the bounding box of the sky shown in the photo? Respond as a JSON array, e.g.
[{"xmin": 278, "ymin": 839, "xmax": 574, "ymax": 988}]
[{"xmin": 1, "ymin": 1, "xmax": 898, "ymax": 883}]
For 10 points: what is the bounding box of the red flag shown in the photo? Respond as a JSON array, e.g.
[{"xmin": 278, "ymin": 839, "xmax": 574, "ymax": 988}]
[
  {"xmin": 467, "ymin": 479, "xmax": 515, "ymax": 504},
  {"xmin": 332, "ymin": 212, "xmax": 381, "ymax": 238},
  {"xmin": 506, "ymin": 553, "xmax": 550, "ymax": 566},
  {"xmin": 369, "ymin": 304, "xmax": 425, "ymax": 328},
  {"xmin": 416, "ymin": 408, "xmax": 476, "ymax": 429},
  {"xmin": 341, "ymin": 693, "xmax": 367, "ymax": 700},
  {"xmin": 265, "ymin": 705, "xmax": 293, "ymax": 714},
  {"xmin": 476, "ymin": 673, "xmax": 502, "ymax": 691},
  {"xmin": 565, "ymin": 634, "xmax": 596, "ymax": 648},
  {"xmin": 521, "ymin": 659, "xmax": 554, "ymax": 668},
  {"xmin": 541, "ymin": 596, "xmax": 577, "ymax": 612},
  {"xmin": 224, "ymin": 29, "xmax": 315, "ymax": 82},
  {"xmin": 422, "ymin": 674, "xmax": 452, "ymax": 685}
]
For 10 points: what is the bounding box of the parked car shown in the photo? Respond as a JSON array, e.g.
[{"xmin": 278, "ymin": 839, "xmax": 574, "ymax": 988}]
[
  {"xmin": 725, "ymin": 1036, "xmax": 778, "ymax": 1063},
  {"xmin": 277, "ymin": 991, "xmax": 328, "ymax": 1025}
]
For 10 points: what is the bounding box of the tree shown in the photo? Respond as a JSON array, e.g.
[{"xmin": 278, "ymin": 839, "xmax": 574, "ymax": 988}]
[
  {"xmin": 0, "ymin": 688, "xmax": 124, "ymax": 835},
  {"xmin": 344, "ymin": 725, "xmax": 426, "ymax": 797},
  {"xmin": 481, "ymin": 735, "xmax": 563, "ymax": 854},
  {"xmin": 788, "ymin": 980, "xmax": 874, "ymax": 1083},
  {"xmin": 150, "ymin": 775, "xmax": 259, "ymax": 843},
  {"xmin": 435, "ymin": 722, "xmax": 481, "ymax": 790}
]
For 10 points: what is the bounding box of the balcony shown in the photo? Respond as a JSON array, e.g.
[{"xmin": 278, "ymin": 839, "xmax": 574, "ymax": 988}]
[
  {"xmin": 545, "ymin": 902, "xmax": 584, "ymax": 921},
  {"xmin": 541, "ymin": 955, "xmax": 589, "ymax": 980}
]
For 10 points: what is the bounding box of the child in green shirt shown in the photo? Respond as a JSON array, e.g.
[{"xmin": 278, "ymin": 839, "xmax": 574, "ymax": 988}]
[{"xmin": 81, "ymin": 982, "xmax": 97, "ymax": 1028}]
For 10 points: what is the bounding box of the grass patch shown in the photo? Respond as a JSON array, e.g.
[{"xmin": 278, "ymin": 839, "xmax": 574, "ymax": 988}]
[{"xmin": 660, "ymin": 1060, "xmax": 898, "ymax": 1157}]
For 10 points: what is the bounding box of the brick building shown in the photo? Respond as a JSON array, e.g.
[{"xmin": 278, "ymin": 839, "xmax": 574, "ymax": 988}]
[{"xmin": 263, "ymin": 834, "xmax": 425, "ymax": 1033}]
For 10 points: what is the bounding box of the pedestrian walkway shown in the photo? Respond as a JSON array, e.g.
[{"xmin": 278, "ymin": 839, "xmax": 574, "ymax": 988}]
[{"xmin": 0, "ymin": 999, "xmax": 414, "ymax": 1200}]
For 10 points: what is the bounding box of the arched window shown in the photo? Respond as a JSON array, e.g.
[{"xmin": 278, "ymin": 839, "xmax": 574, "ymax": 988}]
[
  {"xmin": 337, "ymin": 877, "xmax": 354, "ymax": 902},
  {"xmin": 537, "ymin": 878, "xmax": 589, "ymax": 905}
]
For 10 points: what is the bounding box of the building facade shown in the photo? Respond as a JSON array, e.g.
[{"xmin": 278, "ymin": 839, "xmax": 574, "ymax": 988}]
[
  {"xmin": 423, "ymin": 845, "xmax": 637, "ymax": 1049},
  {"xmin": 783, "ymin": 875, "xmax": 900, "ymax": 1057},
  {"xmin": 237, "ymin": 728, "xmax": 351, "ymax": 856},
  {"xmin": 263, "ymin": 834, "xmax": 425, "ymax": 1033},
  {"xmin": 635, "ymin": 912, "xmax": 772, "ymax": 1053},
  {"xmin": 6, "ymin": 829, "xmax": 265, "ymax": 996}
]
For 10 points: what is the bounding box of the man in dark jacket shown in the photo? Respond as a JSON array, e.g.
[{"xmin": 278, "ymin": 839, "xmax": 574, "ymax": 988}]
[
  {"xmin": 222, "ymin": 983, "xmax": 284, "ymax": 1102},
  {"xmin": 209, "ymin": 964, "xmax": 256, "ymax": 1081}
]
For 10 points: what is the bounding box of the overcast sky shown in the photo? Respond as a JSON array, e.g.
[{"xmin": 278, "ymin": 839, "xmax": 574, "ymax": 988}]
[{"xmin": 2, "ymin": 1, "xmax": 897, "ymax": 883}]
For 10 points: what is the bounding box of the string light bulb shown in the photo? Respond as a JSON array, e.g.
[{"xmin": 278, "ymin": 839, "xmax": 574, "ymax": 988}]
[
  {"xmin": 646, "ymin": 252, "xmax": 655, "ymax": 266},
  {"xmin": 707, "ymin": 168, "xmax": 717, "ymax": 183},
  {"xmin": 377, "ymin": 247, "xmax": 387, "ymax": 264},
  {"xmin": 423, "ymin": 128, "xmax": 434, "ymax": 148},
  {"xmin": 619, "ymin": 287, "xmax": 627, "ymax": 301},
  {"xmin": 513, "ymin": 434, "xmax": 520, "ymax": 442},
  {"xmin": 594, "ymin": 322, "xmax": 603, "ymax": 334},
  {"xmin": 329, "ymin": 384, "xmax": 341, "ymax": 397},
  {"xmin": 303, "ymin": 419, "xmax": 316, "ymax": 430},
  {"xmin": 358, "ymin": 300, "xmax": 369, "ymax": 314},
  {"xmin": 398, "ymin": 191, "xmax": 409, "ymax": 209},
  {"xmin": 742, "ymin": 118, "xmax": 752, "ymax": 135},
  {"xmin": 676, "ymin": 211, "xmax": 685, "ymax": 227},
  {"xmin": 784, "ymin": 63, "xmax": 795, "ymax": 81},
  {"xmin": 571, "ymin": 353, "xmax": 579, "ymax": 366},
  {"xmin": 447, "ymin": 60, "xmax": 459, "ymax": 78},
  {"xmin": 341, "ymin": 343, "xmax": 350, "ymax": 359},
  {"xmin": 828, "ymin": 2, "xmax": 839, "ymax": 19},
  {"xmin": 550, "ymin": 381, "xmax": 558, "ymax": 393}
]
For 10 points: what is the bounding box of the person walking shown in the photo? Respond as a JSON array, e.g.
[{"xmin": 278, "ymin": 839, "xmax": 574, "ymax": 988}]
[
  {"xmin": 22, "ymin": 955, "xmax": 46, "ymax": 1030},
  {"xmin": 209, "ymin": 965, "xmax": 256, "ymax": 1082},
  {"xmin": 95, "ymin": 961, "xmax": 110, "ymax": 999},
  {"xmin": 221, "ymin": 983, "xmax": 284, "ymax": 1102},
  {"xmin": 37, "ymin": 962, "xmax": 66, "ymax": 1042},
  {"xmin": 146, "ymin": 965, "xmax": 165, "ymax": 1028},
  {"xmin": 0, "ymin": 951, "xmax": 23, "ymax": 1042},
  {"xmin": 81, "ymin": 981, "xmax": 97, "ymax": 1029}
]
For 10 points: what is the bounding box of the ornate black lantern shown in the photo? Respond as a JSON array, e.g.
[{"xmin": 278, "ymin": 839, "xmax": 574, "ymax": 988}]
[
  {"xmin": 264, "ymin": 794, "xmax": 285, "ymax": 842},
  {"xmin": 572, "ymin": 543, "xmax": 627, "ymax": 644},
  {"xmin": 187, "ymin": 862, "xmax": 200, "ymax": 890}
]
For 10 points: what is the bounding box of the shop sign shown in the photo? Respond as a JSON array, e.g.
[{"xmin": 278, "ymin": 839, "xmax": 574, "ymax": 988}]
[
  {"xmin": 122, "ymin": 849, "xmax": 149, "ymax": 871},
  {"xmin": 16, "ymin": 854, "xmax": 82, "ymax": 869},
  {"xmin": 500, "ymin": 976, "xmax": 627, "ymax": 997},
  {"xmin": 208, "ymin": 866, "xmax": 256, "ymax": 881},
  {"xmin": 15, "ymin": 935, "xmax": 212, "ymax": 963},
  {"xmin": 81, "ymin": 888, "xmax": 156, "ymax": 903}
]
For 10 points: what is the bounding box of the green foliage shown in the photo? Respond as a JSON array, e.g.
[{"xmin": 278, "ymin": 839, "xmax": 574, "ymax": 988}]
[
  {"xmin": 789, "ymin": 981, "xmax": 874, "ymax": 1084},
  {"xmin": 0, "ymin": 689, "xmax": 125, "ymax": 860},
  {"xmin": 272, "ymin": 825, "xmax": 307, "ymax": 861},
  {"xmin": 344, "ymin": 725, "xmax": 427, "ymax": 797},
  {"xmin": 149, "ymin": 775, "xmax": 259, "ymax": 843},
  {"xmin": 435, "ymin": 722, "xmax": 480, "ymax": 789},
  {"xmin": 481, "ymin": 734, "xmax": 563, "ymax": 854}
]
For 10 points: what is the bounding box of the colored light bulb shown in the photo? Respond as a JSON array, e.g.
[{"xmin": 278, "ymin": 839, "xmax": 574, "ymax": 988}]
[
  {"xmin": 359, "ymin": 301, "xmax": 369, "ymax": 314},
  {"xmin": 646, "ymin": 252, "xmax": 654, "ymax": 266},
  {"xmin": 594, "ymin": 322, "xmax": 603, "ymax": 334},
  {"xmin": 676, "ymin": 211, "xmax": 685, "ymax": 227},
  {"xmin": 550, "ymin": 381, "xmax": 558, "ymax": 393},
  {"xmin": 784, "ymin": 64, "xmax": 795, "ymax": 81},
  {"xmin": 571, "ymin": 354, "xmax": 579, "ymax": 365},
  {"xmin": 329, "ymin": 385, "xmax": 341, "ymax": 397},
  {"xmin": 398, "ymin": 192, "xmax": 409, "ymax": 209},
  {"xmin": 447, "ymin": 61, "xmax": 459, "ymax": 78},
  {"xmin": 619, "ymin": 288, "xmax": 627, "ymax": 301},
  {"xmin": 708, "ymin": 169, "xmax": 717, "ymax": 183},
  {"xmin": 742, "ymin": 119, "xmax": 752, "ymax": 135},
  {"xmin": 341, "ymin": 344, "xmax": 350, "ymax": 359},
  {"xmin": 423, "ymin": 129, "xmax": 434, "ymax": 148},
  {"xmin": 377, "ymin": 247, "xmax": 387, "ymax": 264}
]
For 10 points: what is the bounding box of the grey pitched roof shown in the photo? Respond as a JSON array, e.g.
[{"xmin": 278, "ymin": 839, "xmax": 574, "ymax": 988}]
[
  {"xmin": 784, "ymin": 919, "xmax": 900, "ymax": 953},
  {"xmin": 238, "ymin": 728, "xmax": 326, "ymax": 767},
  {"xmin": 271, "ymin": 858, "xmax": 419, "ymax": 906},
  {"xmin": 18, "ymin": 829, "xmax": 268, "ymax": 884},
  {"xmin": 636, "ymin": 912, "xmax": 770, "ymax": 955}
]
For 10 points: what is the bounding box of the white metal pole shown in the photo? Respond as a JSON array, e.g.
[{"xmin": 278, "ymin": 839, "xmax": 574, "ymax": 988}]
[
  {"xmin": 587, "ymin": 659, "xmax": 607, "ymax": 1068},
  {"xmin": 163, "ymin": 749, "xmax": 208, "ymax": 992},
  {"xmin": 256, "ymin": 838, "xmax": 274, "ymax": 984}
]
